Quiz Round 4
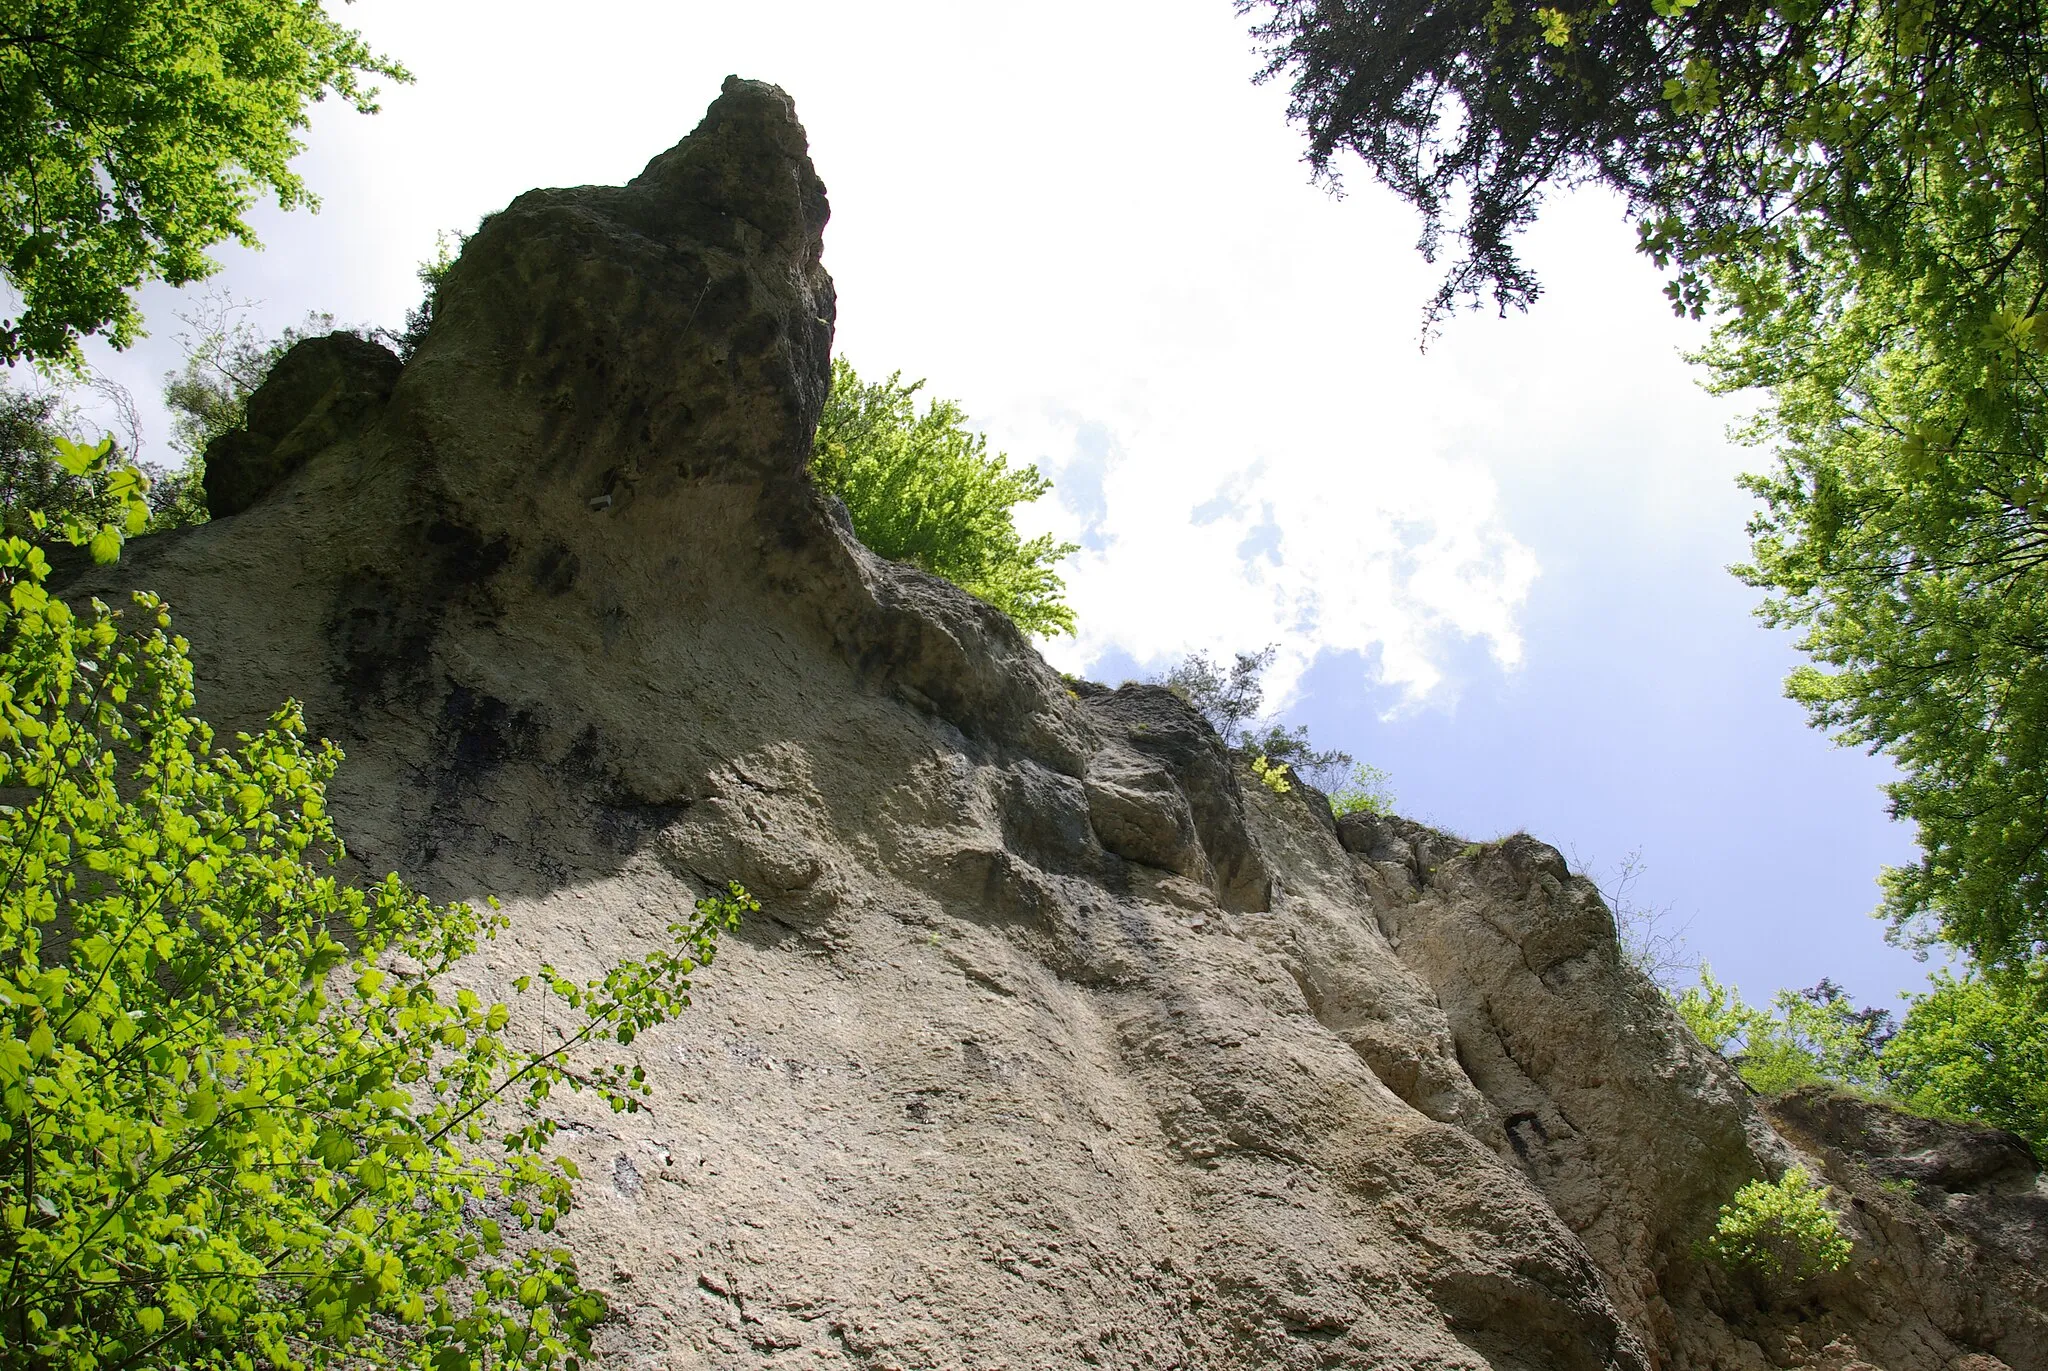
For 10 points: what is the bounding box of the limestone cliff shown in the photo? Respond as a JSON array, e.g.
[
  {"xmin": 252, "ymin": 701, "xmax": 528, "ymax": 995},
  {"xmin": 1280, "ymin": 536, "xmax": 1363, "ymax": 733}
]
[{"xmin": 71, "ymin": 78, "xmax": 2045, "ymax": 1371}]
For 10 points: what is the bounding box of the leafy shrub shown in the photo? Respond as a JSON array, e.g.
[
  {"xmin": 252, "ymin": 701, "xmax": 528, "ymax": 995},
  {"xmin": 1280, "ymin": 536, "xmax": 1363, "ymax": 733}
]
[
  {"xmin": 1326, "ymin": 763, "xmax": 1395, "ymax": 818},
  {"xmin": 0, "ymin": 536, "xmax": 748, "ymax": 1369},
  {"xmin": 812, "ymin": 358, "xmax": 1076, "ymax": 636},
  {"xmin": 1701, "ymin": 1167, "xmax": 1853, "ymax": 1282},
  {"xmin": 1251, "ymin": 754, "xmax": 1292, "ymax": 794}
]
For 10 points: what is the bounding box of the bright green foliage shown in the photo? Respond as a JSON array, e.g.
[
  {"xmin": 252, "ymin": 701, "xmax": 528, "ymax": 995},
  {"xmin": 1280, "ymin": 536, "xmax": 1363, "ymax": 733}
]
[
  {"xmin": 1, "ymin": 394, "xmax": 125, "ymax": 549},
  {"xmin": 1886, "ymin": 965, "xmax": 2048, "ymax": 1155},
  {"xmin": 1705, "ymin": 1, "xmax": 2048, "ymax": 970},
  {"xmin": 1251, "ymin": 755, "xmax": 1293, "ymax": 795},
  {"xmin": 0, "ymin": 537, "xmax": 748, "ymax": 1367},
  {"xmin": 1670, "ymin": 961, "xmax": 2048, "ymax": 1156},
  {"xmin": 1671, "ymin": 966, "xmax": 1762, "ymax": 1058},
  {"xmin": 0, "ymin": 393, "xmax": 171, "ymax": 559},
  {"xmin": 1725, "ymin": 219, "xmax": 2048, "ymax": 968},
  {"xmin": 1672, "ymin": 966, "xmax": 1891, "ymax": 1095},
  {"xmin": 1702, "ymin": 1167, "xmax": 1854, "ymax": 1283},
  {"xmin": 0, "ymin": 1, "xmax": 408, "ymax": 362},
  {"xmin": 1327, "ymin": 763, "xmax": 1396, "ymax": 818},
  {"xmin": 812, "ymin": 358, "xmax": 1077, "ymax": 637}
]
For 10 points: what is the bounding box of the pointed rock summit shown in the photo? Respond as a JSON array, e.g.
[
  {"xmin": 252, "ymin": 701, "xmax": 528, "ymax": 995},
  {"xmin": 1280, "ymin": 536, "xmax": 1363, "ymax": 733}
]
[{"xmin": 72, "ymin": 80, "xmax": 2046, "ymax": 1370}]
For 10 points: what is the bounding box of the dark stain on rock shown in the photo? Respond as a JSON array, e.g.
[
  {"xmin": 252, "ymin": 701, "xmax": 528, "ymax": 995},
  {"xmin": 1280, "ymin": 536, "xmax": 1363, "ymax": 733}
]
[
  {"xmin": 1505, "ymin": 1110, "xmax": 1549, "ymax": 1161},
  {"xmin": 532, "ymin": 542, "xmax": 580, "ymax": 596},
  {"xmin": 325, "ymin": 512, "xmax": 509, "ymax": 711},
  {"xmin": 439, "ymin": 684, "xmax": 539, "ymax": 777}
]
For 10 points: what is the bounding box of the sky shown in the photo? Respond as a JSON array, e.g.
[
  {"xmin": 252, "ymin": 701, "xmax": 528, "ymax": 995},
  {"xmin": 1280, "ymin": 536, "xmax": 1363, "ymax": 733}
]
[{"xmin": 58, "ymin": 0, "xmax": 1935, "ymax": 1009}]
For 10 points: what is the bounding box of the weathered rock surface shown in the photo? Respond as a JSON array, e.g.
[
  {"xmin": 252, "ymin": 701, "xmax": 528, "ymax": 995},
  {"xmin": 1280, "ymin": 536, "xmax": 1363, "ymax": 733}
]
[
  {"xmin": 72, "ymin": 77, "xmax": 2045, "ymax": 1370},
  {"xmin": 201, "ymin": 330, "xmax": 403, "ymax": 517}
]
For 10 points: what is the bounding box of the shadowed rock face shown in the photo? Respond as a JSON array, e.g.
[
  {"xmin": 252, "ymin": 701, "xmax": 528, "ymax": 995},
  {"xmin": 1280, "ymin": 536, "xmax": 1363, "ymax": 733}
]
[{"xmin": 73, "ymin": 77, "xmax": 2046, "ymax": 1371}]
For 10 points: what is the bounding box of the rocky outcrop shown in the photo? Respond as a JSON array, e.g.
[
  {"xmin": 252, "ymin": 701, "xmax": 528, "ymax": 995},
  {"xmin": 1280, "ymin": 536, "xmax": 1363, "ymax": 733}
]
[
  {"xmin": 201, "ymin": 331, "xmax": 403, "ymax": 517},
  {"xmin": 73, "ymin": 77, "xmax": 2045, "ymax": 1370}
]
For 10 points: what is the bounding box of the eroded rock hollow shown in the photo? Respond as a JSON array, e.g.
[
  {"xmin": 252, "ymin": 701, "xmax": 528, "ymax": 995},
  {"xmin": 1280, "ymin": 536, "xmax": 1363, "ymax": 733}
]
[{"xmin": 77, "ymin": 78, "xmax": 2045, "ymax": 1371}]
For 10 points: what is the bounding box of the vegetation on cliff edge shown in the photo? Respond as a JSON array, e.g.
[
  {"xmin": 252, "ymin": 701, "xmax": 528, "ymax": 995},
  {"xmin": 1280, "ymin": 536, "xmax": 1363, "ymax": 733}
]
[{"xmin": 813, "ymin": 357, "xmax": 1079, "ymax": 637}]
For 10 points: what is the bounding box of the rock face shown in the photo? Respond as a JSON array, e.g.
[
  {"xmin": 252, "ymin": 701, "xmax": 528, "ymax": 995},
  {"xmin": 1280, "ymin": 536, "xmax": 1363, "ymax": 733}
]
[{"xmin": 74, "ymin": 78, "xmax": 2045, "ymax": 1370}]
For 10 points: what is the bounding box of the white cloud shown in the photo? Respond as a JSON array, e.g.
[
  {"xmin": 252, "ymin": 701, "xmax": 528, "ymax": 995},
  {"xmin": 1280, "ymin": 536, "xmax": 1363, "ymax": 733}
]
[{"xmin": 1012, "ymin": 402, "xmax": 1539, "ymax": 707}]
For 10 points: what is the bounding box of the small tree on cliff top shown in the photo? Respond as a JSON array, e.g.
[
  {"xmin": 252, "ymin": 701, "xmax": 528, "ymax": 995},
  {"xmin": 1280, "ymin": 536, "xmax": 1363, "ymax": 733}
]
[{"xmin": 813, "ymin": 357, "xmax": 1078, "ymax": 637}]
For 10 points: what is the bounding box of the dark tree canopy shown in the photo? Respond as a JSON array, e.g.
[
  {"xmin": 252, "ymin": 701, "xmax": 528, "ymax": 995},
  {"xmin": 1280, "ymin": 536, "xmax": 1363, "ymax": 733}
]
[
  {"xmin": 1242, "ymin": 0, "xmax": 2045, "ymax": 325},
  {"xmin": 0, "ymin": 0, "xmax": 406, "ymax": 363}
]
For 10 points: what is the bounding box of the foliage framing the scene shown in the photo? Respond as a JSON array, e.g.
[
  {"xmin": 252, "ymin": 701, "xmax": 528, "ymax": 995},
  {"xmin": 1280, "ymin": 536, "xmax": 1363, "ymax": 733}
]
[
  {"xmin": 0, "ymin": 0, "xmax": 408, "ymax": 363},
  {"xmin": 0, "ymin": 536, "xmax": 748, "ymax": 1368},
  {"xmin": 812, "ymin": 357, "xmax": 1078, "ymax": 637},
  {"xmin": 1672, "ymin": 967, "xmax": 1893, "ymax": 1096},
  {"xmin": 1243, "ymin": 0, "xmax": 2048, "ymax": 976}
]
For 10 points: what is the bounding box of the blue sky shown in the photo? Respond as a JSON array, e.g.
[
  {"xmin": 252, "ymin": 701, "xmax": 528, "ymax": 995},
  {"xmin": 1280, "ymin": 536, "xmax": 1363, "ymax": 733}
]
[{"xmin": 55, "ymin": 0, "xmax": 1934, "ymax": 1010}]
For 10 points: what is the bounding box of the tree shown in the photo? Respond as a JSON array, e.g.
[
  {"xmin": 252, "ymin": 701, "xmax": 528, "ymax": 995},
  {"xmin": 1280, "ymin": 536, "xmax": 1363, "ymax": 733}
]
[
  {"xmin": 392, "ymin": 229, "xmax": 470, "ymax": 361},
  {"xmin": 1243, "ymin": 0, "xmax": 2048, "ymax": 973},
  {"xmin": 1672, "ymin": 967, "xmax": 1895, "ymax": 1095},
  {"xmin": 1670, "ymin": 959, "xmax": 2048, "ymax": 1155},
  {"xmin": 1240, "ymin": 0, "xmax": 2040, "ymax": 327},
  {"xmin": 812, "ymin": 357, "xmax": 1078, "ymax": 636},
  {"xmin": 1163, "ymin": 645, "xmax": 1358, "ymax": 788},
  {"xmin": 1162, "ymin": 647, "xmax": 1276, "ymax": 749},
  {"xmin": 156, "ymin": 293, "xmax": 355, "ymax": 531},
  {"xmin": 1325, "ymin": 762, "xmax": 1396, "ymax": 818},
  {"xmin": 160, "ymin": 297, "xmax": 324, "ymax": 464},
  {"xmin": 1604, "ymin": 850, "xmax": 1694, "ymax": 989},
  {"xmin": 1885, "ymin": 965, "xmax": 2048, "ymax": 1154},
  {"xmin": 0, "ymin": 0, "xmax": 407, "ymax": 364}
]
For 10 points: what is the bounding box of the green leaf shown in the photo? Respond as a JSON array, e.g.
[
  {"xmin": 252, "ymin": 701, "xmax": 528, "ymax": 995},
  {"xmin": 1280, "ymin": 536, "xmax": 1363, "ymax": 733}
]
[
  {"xmin": 52, "ymin": 435, "xmax": 111, "ymax": 475},
  {"xmin": 0, "ymin": 538, "xmax": 730, "ymax": 1367}
]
